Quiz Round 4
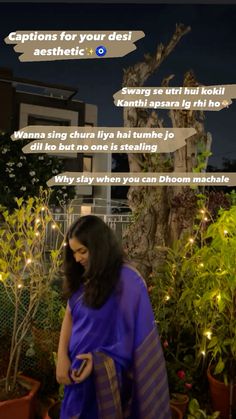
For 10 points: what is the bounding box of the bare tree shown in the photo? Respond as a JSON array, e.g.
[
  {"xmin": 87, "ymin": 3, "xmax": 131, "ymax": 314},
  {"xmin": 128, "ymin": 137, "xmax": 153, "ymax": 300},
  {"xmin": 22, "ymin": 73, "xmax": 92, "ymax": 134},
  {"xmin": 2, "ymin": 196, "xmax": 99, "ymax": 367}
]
[{"xmin": 123, "ymin": 24, "xmax": 212, "ymax": 279}]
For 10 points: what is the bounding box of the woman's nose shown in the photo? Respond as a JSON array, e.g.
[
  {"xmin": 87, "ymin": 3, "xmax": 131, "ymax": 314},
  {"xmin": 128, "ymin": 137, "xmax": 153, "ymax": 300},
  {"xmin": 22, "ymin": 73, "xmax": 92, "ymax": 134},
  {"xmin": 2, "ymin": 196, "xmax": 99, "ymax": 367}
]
[{"xmin": 74, "ymin": 253, "xmax": 82, "ymax": 262}]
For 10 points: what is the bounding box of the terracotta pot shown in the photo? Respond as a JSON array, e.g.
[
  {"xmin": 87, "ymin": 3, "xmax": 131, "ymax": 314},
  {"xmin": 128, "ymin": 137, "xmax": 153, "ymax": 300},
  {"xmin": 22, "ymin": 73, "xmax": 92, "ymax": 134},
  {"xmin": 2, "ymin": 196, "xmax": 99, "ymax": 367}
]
[
  {"xmin": 207, "ymin": 367, "xmax": 236, "ymax": 419},
  {"xmin": 171, "ymin": 404, "xmax": 183, "ymax": 419},
  {"xmin": 170, "ymin": 393, "xmax": 189, "ymax": 416},
  {"xmin": 44, "ymin": 401, "xmax": 61, "ymax": 419},
  {"xmin": 0, "ymin": 375, "xmax": 40, "ymax": 419}
]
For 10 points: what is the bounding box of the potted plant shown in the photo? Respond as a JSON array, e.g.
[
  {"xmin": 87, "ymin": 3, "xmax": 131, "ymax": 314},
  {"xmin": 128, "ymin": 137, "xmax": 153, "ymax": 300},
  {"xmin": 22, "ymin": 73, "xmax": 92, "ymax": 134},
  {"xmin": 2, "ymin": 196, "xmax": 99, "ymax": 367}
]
[
  {"xmin": 43, "ymin": 353, "xmax": 64, "ymax": 419},
  {"xmin": 0, "ymin": 190, "xmax": 64, "ymax": 419},
  {"xmin": 187, "ymin": 398, "xmax": 220, "ymax": 419},
  {"xmin": 171, "ymin": 404, "xmax": 183, "ymax": 419},
  {"xmin": 171, "ymin": 203, "xmax": 236, "ymax": 418},
  {"xmin": 167, "ymin": 362, "xmax": 192, "ymax": 415},
  {"xmin": 149, "ymin": 249, "xmax": 195, "ymax": 417},
  {"xmin": 150, "ymin": 193, "xmax": 236, "ymax": 418}
]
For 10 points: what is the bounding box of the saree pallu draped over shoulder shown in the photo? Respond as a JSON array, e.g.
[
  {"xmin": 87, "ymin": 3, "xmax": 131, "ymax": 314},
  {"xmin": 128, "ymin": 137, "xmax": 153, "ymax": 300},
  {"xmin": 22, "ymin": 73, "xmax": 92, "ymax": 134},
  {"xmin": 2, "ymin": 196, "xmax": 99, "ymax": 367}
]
[{"xmin": 60, "ymin": 264, "xmax": 171, "ymax": 419}]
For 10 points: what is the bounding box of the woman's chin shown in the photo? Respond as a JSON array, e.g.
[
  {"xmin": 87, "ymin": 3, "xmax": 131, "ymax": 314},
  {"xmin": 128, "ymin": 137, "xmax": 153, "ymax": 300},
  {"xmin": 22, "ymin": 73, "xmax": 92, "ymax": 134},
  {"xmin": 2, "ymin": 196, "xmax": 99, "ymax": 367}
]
[{"xmin": 80, "ymin": 263, "xmax": 88, "ymax": 269}]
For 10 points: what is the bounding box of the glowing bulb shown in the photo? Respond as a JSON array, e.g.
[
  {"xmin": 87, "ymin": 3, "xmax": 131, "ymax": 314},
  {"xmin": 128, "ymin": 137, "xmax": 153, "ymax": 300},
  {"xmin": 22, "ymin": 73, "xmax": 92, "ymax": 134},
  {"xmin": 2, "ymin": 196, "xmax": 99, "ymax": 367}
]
[
  {"xmin": 0, "ymin": 274, "xmax": 2, "ymax": 281},
  {"xmin": 35, "ymin": 232, "xmax": 40, "ymax": 237},
  {"xmin": 18, "ymin": 284, "xmax": 23, "ymax": 289},
  {"xmin": 204, "ymin": 330, "xmax": 212, "ymax": 340},
  {"xmin": 52, "ymin": 224, "xmax": 57, "ymax": 229},
  {"xmin": 224, "ymin": 230, "xmax": 228, "ymax": 235},
  {"xmin": 165, "ymin": 295, "xmax": 170, "ymax": 301},
  {"xmin": 189, "ymin": 238, "xmax": 194, "ymax": 244},
  {"xmin": 199, "ymin": 263, "xmax": 204, "ymax": 267},
  {"xmin": 200, "ymin": 209, "xmax": 205, "ymax": 214},
  {"xmin": 201, "ymin": 350, "xmax": 206, "ymax": 356},
  {"xmin": 35, "ymin": 218, "xmax": 40, "ymax": 224},
  {"xmin": 63, "ymin": 242, "xmax": 67, "ymax": 247},
  {"xmin": 204, "ymin": 217, "xmax": 208, "ymax": 222},
  {"xmin": 41, "ymin": 207, "xmax": 45, "ymax": 211},
  {"xmin": 26, "ymin": 258, "xmax": 32, "ymax": 264}
]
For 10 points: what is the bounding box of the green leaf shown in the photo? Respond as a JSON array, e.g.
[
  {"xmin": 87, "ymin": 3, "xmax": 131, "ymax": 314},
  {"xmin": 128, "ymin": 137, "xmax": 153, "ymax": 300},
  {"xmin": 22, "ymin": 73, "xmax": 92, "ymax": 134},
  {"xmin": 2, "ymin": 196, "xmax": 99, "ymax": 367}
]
[
  {"xmin": 189, "ymin": 398, "xmax": 200, "ymax": 414},
  {"xmin": 207, "ymin": 336, "xmax": 218, "ymax": 349},
  {"xmin": 211, "ymin": 412, "xmax": 220, "ymax": 419},
  {"xmin": 15, "ymin": 197, "xmax": 24, "ymax": 207},
  {"xmin": 214, "ymin": 358, "xmax": 225, "ymax": 375}
]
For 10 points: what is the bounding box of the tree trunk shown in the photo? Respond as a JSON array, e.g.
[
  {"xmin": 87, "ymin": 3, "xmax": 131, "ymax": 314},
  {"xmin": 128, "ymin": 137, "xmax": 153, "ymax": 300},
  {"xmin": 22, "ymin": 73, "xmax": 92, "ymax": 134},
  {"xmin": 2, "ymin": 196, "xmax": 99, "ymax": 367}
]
[{"xmin": 122, "ymin": 25, "xmax": 212, "ymax": 279}]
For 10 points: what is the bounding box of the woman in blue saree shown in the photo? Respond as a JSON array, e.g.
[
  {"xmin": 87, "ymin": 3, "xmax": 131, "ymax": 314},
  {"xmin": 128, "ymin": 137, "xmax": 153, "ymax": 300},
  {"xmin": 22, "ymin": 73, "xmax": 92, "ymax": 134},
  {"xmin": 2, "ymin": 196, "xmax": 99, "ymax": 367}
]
[{"xmin": 57, "ymin": 215, "xmax": 171, "ymax": 419}]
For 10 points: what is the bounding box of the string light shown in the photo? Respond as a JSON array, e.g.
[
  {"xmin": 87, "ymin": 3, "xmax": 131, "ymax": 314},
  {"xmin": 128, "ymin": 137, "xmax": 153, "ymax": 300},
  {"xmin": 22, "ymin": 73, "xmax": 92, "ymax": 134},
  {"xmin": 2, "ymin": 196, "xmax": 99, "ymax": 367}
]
[
  {"xmin": 35, "ymin": 218, "xmax": 40, "ymax": 224},
  {"xmin": 165, "ymin": 295, "xmax": 170, "ymax": 301},
  {"xmin": 200, "ymin": 209, "xmax": 205, "ymax": 214},
  {"xmin": 26, "ymin": 258, "xmax": 32, "ymax": 265},
  {"xmin": 52, "ymin": 224, "xmax": 57, "ymax": 229},
  {"xmin": 201, "ymin": 350, "xmax": 206, "ymax": 356},
  {"xmin": 204, "ymin": 217, "xmax": 208, "ymax": 222},
  {"xmin": 18, "ymin": 284, "xmax": 23, "ymax": 289},
  {"xmin": 224, "ymin": 230, "xmax": 228, "ymax": 235},
  {"xmin": 63, "ymin": 242, "xmax": 67, "ymax": 247},
  {"xmin": 189, "ymin": 237, "xmax": 194, "ymax": 244},
  {"xmin": 199, "ymin": 263, "xmax": 204, "ymax": 268},
  {"xmin": 41, "ymin": 207, "xmax": 45, "ymax": 211},
  {"xmin": 35, "ymin": 232, "xmax": 40, "ymax": 237},
  {"xmin": 204, "ymin": 330, "xmax": 212, "ymax": 340}
]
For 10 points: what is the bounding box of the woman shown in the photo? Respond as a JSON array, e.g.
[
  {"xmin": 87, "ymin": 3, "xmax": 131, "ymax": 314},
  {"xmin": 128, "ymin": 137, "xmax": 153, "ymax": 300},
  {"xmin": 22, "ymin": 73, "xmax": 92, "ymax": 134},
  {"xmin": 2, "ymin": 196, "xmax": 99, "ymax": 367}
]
[{"xmin": 57, "ymin": 215, "xmax": 171, "ymax": 419}]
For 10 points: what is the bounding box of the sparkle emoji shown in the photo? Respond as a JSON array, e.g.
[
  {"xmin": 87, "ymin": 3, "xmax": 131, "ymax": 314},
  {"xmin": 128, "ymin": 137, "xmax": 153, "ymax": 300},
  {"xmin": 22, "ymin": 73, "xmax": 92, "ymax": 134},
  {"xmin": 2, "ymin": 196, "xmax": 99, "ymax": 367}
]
[
  {"xmin": 222, "ymin": 99, "xmax": 229, "ymax": 108},
  {"xmin": 86, "ymin": 48, "xmax": 94, "ymax": 56}
]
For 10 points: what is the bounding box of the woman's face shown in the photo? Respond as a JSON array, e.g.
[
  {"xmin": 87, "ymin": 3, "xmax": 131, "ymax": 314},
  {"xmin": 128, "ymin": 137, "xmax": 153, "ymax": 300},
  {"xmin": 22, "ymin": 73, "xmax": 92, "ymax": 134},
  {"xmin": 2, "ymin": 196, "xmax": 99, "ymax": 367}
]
[{"xmin": 69, "ymin": 237, "xmax": 89, "ymax": 268}]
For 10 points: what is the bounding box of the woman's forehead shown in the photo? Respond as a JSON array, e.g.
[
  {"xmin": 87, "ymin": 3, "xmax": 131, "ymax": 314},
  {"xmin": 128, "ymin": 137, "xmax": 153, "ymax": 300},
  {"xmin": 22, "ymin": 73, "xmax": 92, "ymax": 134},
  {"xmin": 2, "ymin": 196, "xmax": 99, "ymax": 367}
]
[{"xmin": 69, "ymin": 237, "xmax": 87, "ymax": 250}]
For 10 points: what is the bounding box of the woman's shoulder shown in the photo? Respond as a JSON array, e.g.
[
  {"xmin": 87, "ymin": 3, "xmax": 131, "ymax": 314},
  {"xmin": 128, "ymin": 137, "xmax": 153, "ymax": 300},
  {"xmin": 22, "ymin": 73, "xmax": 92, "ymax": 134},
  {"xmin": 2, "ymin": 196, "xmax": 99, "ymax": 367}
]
[
  {"xmin": 119, "ymin": 263, "xmax": 147, "ymax": 290},
  {"xmin": 68, "ymin": 286, "xmax": 83, "ymax": 310}
]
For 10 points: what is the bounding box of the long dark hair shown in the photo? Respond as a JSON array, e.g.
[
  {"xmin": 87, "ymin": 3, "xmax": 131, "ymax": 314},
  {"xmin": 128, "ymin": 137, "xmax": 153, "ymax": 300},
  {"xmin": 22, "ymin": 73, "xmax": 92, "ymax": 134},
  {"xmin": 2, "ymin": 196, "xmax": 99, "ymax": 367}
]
[{"xmin": 64, "ymin": 215, "xmax": 124, "ymax": 308}]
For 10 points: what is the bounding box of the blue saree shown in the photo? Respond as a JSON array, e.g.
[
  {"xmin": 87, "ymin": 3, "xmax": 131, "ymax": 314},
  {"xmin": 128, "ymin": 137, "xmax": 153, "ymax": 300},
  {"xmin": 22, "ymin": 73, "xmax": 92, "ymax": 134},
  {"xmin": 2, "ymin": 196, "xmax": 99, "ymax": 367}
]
[{"xmin": 60, "ymin": 264, "xmax": 171, "ymax": 419}]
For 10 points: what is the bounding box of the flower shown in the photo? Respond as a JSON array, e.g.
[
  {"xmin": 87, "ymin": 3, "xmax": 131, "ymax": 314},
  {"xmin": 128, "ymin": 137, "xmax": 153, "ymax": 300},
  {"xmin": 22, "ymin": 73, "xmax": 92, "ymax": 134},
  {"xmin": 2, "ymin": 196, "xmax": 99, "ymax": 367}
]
[
  {"xmin": 177, "ymin": 370, "xmax": 186, "ymax": 379},
  {"xmin": 166, "ymin": 361, "xmax": 193, "ymax": 394},
  {"xmin": 163, "ymin": 340, "xmax": 169, "ymax": 348}
]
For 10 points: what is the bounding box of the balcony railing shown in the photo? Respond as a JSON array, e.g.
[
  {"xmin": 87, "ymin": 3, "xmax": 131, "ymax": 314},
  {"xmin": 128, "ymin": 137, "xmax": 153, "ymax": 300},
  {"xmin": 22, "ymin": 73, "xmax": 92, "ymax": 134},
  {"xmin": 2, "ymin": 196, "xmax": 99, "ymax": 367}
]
[{"xmin": 46, "ymin": 212, "xmax": 132, "ymax": 249}]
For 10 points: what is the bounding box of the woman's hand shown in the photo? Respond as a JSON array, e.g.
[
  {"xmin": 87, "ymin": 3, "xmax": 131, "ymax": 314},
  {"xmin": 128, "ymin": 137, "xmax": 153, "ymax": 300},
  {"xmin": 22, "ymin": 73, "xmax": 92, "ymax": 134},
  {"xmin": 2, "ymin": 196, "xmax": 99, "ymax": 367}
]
[
  {"xmin": 70, "ymin": 353, "xmax": 93, "ymax": 383},
  {"xmin": 56, "ymin": 353, "xmax": 72, "ymax": 385}
]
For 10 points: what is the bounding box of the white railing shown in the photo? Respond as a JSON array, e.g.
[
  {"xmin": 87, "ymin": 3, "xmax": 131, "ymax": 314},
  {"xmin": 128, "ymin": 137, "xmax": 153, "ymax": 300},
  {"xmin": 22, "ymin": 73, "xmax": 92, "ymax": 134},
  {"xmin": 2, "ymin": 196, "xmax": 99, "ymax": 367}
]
[{"xmin": 45, "ymin": 213, "xmax": 132, "ymax": 249}]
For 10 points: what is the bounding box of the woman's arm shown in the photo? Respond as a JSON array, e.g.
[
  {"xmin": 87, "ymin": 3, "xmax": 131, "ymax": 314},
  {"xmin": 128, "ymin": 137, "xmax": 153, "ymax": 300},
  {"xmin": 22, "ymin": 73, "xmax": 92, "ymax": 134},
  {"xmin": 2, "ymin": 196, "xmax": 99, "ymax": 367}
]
[{"xmin": 56, "ymin": 303, "xmax": 73, "ymax": 385}]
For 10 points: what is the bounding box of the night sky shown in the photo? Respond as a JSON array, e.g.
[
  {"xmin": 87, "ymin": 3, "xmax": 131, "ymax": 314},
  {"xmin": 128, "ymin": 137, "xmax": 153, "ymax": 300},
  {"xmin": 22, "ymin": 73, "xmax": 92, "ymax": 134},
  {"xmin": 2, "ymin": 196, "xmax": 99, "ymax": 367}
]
[{"xmin": 0, "ymin": 2, "xmax": 236, "ymax": 168}]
